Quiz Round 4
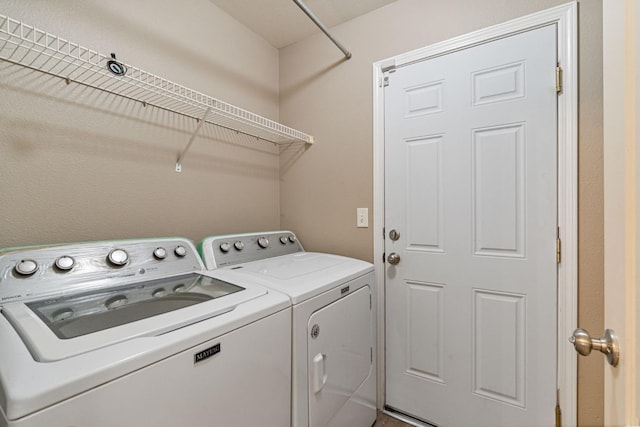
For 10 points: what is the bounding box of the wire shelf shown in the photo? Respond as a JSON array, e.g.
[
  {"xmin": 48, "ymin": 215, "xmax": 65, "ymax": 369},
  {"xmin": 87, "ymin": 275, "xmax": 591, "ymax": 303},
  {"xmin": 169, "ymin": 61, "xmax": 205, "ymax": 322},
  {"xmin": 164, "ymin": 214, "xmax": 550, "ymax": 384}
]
[{"xmin": 0, "ymin": 14, "xmax": 314, "ymax": 150}]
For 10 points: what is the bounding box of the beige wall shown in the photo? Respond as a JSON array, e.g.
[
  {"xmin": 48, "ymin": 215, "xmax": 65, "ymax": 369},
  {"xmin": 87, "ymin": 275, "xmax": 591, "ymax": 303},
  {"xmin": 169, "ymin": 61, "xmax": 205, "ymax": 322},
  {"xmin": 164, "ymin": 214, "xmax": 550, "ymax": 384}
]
[
  {"xmin": 0, "ymin": 0, "xmax": 281, "ymax": 248},
  {"xmin": 279, "ymin": 0, "xmax": 604, "ymax": 425}
]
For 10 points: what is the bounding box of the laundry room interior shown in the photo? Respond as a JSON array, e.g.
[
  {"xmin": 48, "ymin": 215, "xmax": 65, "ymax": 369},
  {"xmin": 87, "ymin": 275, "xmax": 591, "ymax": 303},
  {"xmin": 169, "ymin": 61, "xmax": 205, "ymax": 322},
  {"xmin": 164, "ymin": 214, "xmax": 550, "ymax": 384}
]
[{"xmin": 0, "ymin": 0, "xmax": 620, "ymax": 426}]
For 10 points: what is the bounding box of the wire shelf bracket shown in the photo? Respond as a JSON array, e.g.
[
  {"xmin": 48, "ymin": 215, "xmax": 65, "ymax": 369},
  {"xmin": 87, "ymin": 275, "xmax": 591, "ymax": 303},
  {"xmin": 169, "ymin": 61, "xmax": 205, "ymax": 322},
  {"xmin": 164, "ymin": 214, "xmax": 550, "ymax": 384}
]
[
  {"xmin": 0, "ymin": 14, "xmax": 315, "ymax": 171},
  {"xmin": 175, "ymin": 106, "xmax": 211, "ymax": 173}
]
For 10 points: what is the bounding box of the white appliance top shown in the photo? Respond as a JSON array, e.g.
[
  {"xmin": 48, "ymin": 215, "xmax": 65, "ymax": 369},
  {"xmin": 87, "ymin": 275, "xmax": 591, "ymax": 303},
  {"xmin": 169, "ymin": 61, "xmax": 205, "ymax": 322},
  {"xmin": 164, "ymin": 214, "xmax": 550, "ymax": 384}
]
[
  {"xmin": 0, "ymin": 237, "xmax": 289, "ymax": 420},
  {"xmin": 200, "ymin": 231, "xmax": 373, "ymax": 304},
  {"xmin": 0, "ymin": 238, "xmax": 260, "ymax": 362}
]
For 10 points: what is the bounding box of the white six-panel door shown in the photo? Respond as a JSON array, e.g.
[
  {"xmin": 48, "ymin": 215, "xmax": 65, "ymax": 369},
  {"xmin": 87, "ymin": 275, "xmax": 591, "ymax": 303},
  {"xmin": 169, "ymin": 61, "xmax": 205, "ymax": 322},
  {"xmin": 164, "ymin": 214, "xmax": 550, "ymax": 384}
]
[{"xmin": 384, "ymin": 24, "xmax": 558, "ymax": 426}]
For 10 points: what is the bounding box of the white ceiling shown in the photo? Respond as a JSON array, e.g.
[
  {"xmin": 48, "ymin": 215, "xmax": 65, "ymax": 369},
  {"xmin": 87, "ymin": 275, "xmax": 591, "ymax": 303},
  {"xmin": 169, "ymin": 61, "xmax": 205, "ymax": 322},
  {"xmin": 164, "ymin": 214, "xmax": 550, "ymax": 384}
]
[{"xmin": 209, "ymin": 0, "xmax": 397, "ymax": 48}]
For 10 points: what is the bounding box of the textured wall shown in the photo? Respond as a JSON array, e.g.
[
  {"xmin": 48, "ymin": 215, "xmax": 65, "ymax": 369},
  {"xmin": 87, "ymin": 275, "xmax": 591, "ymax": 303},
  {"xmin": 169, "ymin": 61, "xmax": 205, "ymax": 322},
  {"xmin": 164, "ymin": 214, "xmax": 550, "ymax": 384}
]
[
  {"xmin": 279, "ymin": 0, "xmax": 604, "ymax": 424},
  {"xmin": 0, "ymin": 0, "xmax": 281, "ymax": 248}
]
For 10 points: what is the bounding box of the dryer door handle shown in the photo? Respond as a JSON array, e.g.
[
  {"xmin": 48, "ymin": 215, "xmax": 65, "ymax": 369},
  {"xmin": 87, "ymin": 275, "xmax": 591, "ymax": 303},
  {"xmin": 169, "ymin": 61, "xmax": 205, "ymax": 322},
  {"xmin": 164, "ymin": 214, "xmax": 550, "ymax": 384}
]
[{"xmin": 312, "ymin": 353, "xmax": 327, "ymax": 393}]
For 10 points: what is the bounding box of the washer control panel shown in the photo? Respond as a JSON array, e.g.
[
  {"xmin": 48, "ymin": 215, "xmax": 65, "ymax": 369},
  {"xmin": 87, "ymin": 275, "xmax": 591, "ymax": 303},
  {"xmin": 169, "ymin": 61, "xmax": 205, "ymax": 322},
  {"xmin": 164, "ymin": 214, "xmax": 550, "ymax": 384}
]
[
  {"xmin": 202, "ymin": 231, "xmax": 303, "ymax": 268},
  {"xmin": 0, "ymin": 238, "xmax": 203, "ymax": 304}
]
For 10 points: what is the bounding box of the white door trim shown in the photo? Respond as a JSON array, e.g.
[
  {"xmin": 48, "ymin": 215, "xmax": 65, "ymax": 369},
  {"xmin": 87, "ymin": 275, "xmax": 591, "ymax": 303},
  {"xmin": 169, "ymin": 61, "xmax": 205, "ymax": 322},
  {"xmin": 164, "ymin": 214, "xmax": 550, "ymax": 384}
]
[
  {"xmin": 372, "ymin": 2, "xmax": 578, "ymax": 425},
  {"xmin": 603, "ymin": 1, "xmax": 639, "ymax": 424}
]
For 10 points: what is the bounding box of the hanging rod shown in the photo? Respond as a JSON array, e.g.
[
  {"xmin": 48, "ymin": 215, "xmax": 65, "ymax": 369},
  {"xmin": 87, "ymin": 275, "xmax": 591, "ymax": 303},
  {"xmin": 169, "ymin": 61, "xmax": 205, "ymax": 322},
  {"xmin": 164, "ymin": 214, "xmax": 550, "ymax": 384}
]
[{"xmin": 292, "ymin": 0, "xmax": 352, "ymax": 59}]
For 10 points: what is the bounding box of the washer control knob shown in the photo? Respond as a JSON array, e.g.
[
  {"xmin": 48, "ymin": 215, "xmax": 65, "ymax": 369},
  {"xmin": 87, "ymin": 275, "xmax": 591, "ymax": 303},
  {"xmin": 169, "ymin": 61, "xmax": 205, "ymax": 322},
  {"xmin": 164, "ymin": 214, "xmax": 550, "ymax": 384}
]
[
  {"xmin": 55, "ymin": 256, "xmax": 75, "ymax": 271},
  {"xmin": 234, "ymin": 241, "xmax": 245, "ymax": 251},
  {"xmin": 174, "ymin": 245, "xmax": 187, "ymax": 257},
  {"xmin": 257, "ymin": 237, "xmax": 269, "ymax": 249},
  {"xmin": 219, "ymin": 242, "xmax": 231, "ymax": 253},
  {"xmin": 15, "ymin": 259, "xmax": 38, "ymax": 276},
  {"xmin": 107, "ymin": 249, "xmax": 129, "ymax": 266},
  {"xmin": 288, "ymin": 235, "xmax": 297, "ymax": 244},
  {"xmin": 279, "ymin": 236, "xmax": 288, "ymax": 245},
  {"xmin": 153, "ymin": 247, "xmax": 167, "ymax": 260}
]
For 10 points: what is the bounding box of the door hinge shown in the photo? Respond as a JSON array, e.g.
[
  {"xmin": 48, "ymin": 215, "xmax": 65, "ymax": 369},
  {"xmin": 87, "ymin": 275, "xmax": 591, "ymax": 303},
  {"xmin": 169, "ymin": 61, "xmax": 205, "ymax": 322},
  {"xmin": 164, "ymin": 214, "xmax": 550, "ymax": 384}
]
[
  {"xmin": 556, "ymin": 227, "xmax": 562, "ymax": 264},
  {"xmin": 382, "ymin": 252, "xmax": 386, "ymax": 263},
  {"xmin": 556, "ymin": 65, "xmax": 563, "ymax": 93},
  {"xmin": 382, "ymin": 227, "xmax": 386, "ymax": 239},
  {"xmin": 555, "ymin": 389, "xmax": 562, "ymax": 427},
  {"xmin": 383, "ymin": 75, "xmax": 390, "ymax": 87}
]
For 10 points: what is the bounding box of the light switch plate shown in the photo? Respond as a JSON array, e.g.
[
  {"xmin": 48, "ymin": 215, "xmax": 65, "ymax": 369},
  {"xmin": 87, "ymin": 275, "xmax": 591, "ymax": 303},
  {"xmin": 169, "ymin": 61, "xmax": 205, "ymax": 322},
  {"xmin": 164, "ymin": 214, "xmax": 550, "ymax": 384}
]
[{"xmin": 357, "ymin": 208, "xmax": 369, "ymax": 228}]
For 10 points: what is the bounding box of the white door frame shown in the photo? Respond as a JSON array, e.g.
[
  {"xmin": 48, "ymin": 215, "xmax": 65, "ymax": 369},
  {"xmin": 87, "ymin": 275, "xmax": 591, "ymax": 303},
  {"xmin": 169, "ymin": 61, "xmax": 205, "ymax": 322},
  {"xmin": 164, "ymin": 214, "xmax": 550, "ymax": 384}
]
[
  {"xmin": 372, "ymin": 3, "xmax": 578, "ymax": 425},
  {"xmin": 603, "ymin": 1, "xmax": 639, "ymax": 424}
]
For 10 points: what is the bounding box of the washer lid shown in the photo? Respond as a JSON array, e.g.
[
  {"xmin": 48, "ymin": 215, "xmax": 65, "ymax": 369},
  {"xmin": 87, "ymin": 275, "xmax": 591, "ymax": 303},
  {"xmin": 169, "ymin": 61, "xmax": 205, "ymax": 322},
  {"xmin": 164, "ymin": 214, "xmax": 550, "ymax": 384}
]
[
  {"xmin": 2, "ymin": 272, "xmax": 264, "ymax": 362},
  {"xmin": 212, "ymin": 252, "xmax": 373, "ymax": 304}
]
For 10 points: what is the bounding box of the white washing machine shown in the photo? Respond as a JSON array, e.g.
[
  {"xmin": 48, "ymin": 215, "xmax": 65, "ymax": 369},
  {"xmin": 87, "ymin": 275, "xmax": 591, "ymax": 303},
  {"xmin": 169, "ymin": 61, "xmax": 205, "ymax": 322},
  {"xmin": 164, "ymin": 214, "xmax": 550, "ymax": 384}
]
[
  {"xmin": 0, "ymin": 238, "xmax": 291, "ymax": 427},
  {"xmin": 199, "ymin": 231, "xmax": 377, "ymax": 427}
]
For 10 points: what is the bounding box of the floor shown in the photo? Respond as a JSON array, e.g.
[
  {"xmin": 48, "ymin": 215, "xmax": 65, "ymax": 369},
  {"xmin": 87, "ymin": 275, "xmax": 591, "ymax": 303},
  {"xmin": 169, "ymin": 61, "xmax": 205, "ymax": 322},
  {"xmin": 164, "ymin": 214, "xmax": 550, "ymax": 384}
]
[{"xmin": 373, "ymin": 411, "xmax": 415, "ymax": 426}]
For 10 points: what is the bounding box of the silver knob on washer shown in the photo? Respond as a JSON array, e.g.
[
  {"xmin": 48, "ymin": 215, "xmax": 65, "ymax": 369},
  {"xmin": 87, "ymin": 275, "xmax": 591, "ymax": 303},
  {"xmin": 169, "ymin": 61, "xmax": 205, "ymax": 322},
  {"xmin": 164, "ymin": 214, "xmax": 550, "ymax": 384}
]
[
  {"xmin": 234, "ymin": 241, "xmax": 245, "ymax": 251},
  {"xmin": 174, "ymin": 245, "xmax": 187, "ymax": 257},
  {"xmin": 257, "ymin": 237, "xmax": 269, "ymax": 249},
  {"xmin": 107, "ymin": 249, "xmax": 129, "ymax": 266},
  {"xmin": 153, "ymin": 247, "xmax": 167, "ymax": 260},
  {"xmin": 219, "ymin": 242, "xmax": 231, "ymax": 253},
  {"xmin": 55, "ymin": 255, "xmax": 75, "ymax": 271},
  {"xmin": 15, "ymin": 259, "xmax": 39, "ymax": 276}
]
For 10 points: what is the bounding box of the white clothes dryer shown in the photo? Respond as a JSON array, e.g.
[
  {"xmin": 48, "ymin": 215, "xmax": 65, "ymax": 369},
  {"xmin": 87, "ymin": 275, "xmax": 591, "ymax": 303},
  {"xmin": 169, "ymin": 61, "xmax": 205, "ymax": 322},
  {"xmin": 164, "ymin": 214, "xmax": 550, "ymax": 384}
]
[
  {"xmin": 0, "ymin": 238, "xmax": 291, "ymax": 427},
  {"xmin": 199, "ymin": 231, "xmax": 377, "ymax": 427}
]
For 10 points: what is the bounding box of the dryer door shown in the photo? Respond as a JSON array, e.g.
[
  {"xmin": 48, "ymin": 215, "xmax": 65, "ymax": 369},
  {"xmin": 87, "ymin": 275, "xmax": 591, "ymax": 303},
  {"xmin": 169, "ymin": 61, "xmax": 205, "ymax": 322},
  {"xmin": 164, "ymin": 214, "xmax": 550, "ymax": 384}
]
[{"xmin": 307, "ymin": 285, "xmax": 372, "ymax": 427}]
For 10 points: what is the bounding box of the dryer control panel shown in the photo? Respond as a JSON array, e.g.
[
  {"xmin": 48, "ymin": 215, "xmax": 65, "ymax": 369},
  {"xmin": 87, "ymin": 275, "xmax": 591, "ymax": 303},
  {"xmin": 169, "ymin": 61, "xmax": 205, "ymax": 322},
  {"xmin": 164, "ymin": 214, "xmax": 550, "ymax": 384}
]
[{"xmin": 200, "ymin": 231, "xmax": 304, "ymax": 268}]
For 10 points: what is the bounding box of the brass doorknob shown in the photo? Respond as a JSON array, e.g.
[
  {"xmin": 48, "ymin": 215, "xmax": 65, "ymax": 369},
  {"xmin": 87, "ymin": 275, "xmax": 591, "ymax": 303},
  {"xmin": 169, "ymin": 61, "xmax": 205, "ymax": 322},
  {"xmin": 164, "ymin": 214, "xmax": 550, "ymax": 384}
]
[{"xmin": 569, "ymin": 328, "xmax": 619, "ymax": 367}]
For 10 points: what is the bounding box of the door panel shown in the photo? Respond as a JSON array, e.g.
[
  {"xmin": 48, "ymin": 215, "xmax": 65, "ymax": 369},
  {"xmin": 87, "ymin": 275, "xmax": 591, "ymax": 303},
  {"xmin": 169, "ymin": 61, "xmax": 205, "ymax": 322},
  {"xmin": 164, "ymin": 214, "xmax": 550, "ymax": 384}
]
[
  {"xmin": 473, "ymin": 290, "xmax": 525, "ymax": 406},
  {"xmin": 406, "ymin": 282, "xmax": 444, "ymax": 382},
  {"xmin": 406, "ymin": 136, "xmax": 444, "ymax": 251},
  {"xmin": 472, "ymin": 124, "xmax": 525, "ymax": 257},
  {"xmin": 385, "ymin": 24, "xmax": 558, "ymax": 427}
]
